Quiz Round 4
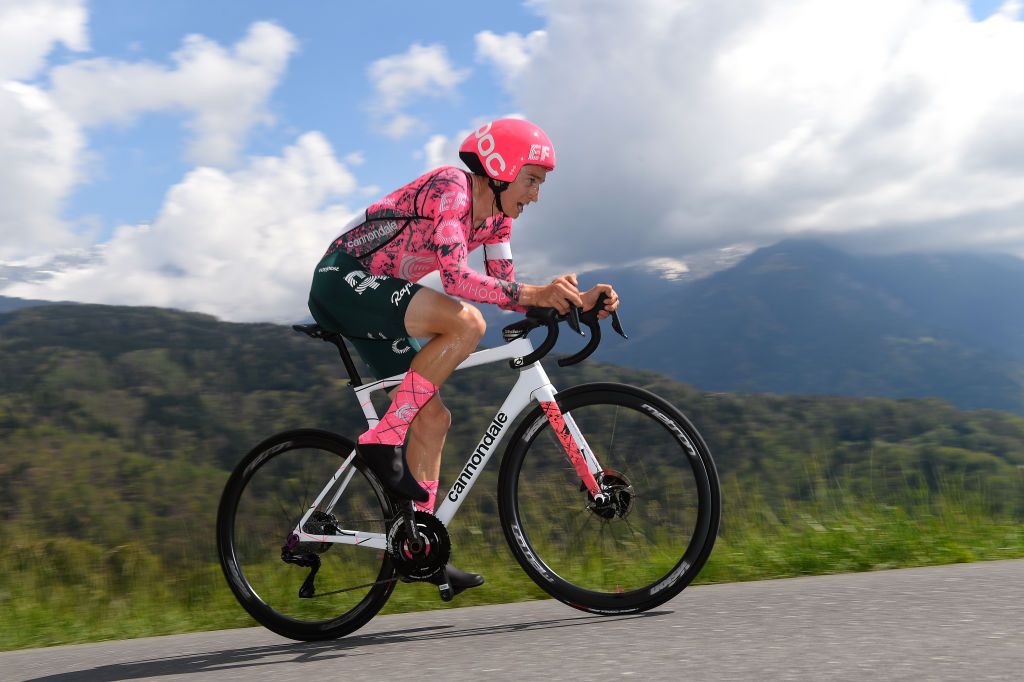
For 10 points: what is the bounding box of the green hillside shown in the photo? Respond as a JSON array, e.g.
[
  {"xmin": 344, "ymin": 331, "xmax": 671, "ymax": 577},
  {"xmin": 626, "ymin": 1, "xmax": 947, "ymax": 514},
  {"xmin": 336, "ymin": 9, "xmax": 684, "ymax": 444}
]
[{"xmin": 2, "ymin": 303, "xmax": 1023, "ymax": 649}]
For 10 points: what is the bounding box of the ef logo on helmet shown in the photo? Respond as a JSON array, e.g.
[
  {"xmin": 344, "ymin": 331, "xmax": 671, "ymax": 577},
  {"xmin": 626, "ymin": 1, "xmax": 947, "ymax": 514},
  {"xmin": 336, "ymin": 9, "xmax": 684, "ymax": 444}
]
[
  {"xmin": 528, "ymin": 145, "xmax": 551, "ymax": 162},
  {"xmin": 473, "ymin": 123, "xmax": 507, "ymax": 176}
]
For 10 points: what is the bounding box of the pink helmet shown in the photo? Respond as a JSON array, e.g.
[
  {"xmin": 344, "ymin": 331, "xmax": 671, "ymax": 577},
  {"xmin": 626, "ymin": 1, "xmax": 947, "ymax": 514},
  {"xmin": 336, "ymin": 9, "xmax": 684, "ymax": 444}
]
[{"xmin": 459, "ymin": 118, "xmax": 556, "ymax": 183}]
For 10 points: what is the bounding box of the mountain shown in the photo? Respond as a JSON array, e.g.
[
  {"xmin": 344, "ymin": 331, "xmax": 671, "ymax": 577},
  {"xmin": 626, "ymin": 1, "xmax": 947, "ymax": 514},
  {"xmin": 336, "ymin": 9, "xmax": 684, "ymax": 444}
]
[
  {"xmin": 0, "ymin": 295, "xmax": 58, "ymax": 314},
  {"xmin": 2, "ymin": 302, "xmax": 1022, "ymax": 522},
  {"xmin": 483, "ymin": 241, "xmax": 1024, "ymax": 414}
]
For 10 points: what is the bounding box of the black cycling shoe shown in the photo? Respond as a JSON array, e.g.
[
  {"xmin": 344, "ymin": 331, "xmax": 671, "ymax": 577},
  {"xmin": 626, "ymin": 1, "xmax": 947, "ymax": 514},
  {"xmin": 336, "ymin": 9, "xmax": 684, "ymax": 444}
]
[
  {"xmin": 434, "ymin": 563, "xmax": 485, "ymax": 596},
  {"xmin": 355, "ymin": 442, "xmax": 429, "ymax": 503}
]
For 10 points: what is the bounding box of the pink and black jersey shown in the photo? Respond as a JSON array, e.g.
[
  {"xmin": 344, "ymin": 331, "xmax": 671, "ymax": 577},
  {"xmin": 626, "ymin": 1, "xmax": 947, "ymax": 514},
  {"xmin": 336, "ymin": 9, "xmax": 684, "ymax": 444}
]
[{"xmin": 323, "ymin": 167, "xmax": 524, "ymax": 311}]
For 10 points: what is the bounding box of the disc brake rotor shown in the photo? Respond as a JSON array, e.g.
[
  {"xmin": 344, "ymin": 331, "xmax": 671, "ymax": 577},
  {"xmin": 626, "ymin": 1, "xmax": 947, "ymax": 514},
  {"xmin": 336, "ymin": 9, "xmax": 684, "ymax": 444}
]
[{"xmin": 587, "ymin": 469, "xmax": 635, "ymax": 520}]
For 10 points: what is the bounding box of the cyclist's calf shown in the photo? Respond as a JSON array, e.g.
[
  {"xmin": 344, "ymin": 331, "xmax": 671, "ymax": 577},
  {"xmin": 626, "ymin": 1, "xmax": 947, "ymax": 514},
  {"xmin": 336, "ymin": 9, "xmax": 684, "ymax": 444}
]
[{"xmin": 414, "ymin": 397, "xmax": 452, "ymax": 440}]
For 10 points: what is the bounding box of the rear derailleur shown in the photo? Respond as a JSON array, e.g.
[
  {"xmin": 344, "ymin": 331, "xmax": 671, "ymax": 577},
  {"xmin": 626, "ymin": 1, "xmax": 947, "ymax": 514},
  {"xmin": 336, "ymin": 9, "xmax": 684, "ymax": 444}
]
[{"xmin": 280, "ymin": 510, "xmax": 339, "ymax": 598}]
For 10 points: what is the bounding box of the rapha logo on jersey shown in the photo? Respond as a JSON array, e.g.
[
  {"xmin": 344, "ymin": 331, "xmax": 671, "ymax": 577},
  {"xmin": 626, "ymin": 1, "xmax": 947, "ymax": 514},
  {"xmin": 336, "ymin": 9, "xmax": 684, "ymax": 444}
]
[
  {"xmin": 528, "ymin": 144, "xmax": 552, "ymax": 163},
  {"xmin": 317, "ymin": 265, "xmax": 341, "ymax": 273},
  {"xmin": 447, "ymin": 412, "xmax": 509, "ymax": 503},
  {"xmin": 395, "ymin": 404, "xmax": 416, "ymax": 422},
  {"xmin": 391, "ymin": 339, "xmax": 411, "ymax": 354},
  {"xmin": 473, "ymin": 123, "xmax": 507, "ymax": 177},
  {"xmin": 391, "ymin": 282, "xmax": 414, "ymax": 306}
]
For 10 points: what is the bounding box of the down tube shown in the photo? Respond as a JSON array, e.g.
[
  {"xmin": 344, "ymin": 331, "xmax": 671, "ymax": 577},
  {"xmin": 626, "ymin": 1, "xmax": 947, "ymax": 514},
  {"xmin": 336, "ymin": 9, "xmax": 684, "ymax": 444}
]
[{"xmin": 434, "ymin": 367, "xmax": 542, "ymax": 526}]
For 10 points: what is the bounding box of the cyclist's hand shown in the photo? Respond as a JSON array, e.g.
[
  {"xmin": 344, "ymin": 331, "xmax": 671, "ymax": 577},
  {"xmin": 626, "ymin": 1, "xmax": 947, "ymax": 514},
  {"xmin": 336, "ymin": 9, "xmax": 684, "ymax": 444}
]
[
  {"xmin": 581, "ymin": 283, "xmax": 620, "ymax": 320},
  {"xmin": 522, "ymin": 274, "xmax": 582, "ymax": 314}
]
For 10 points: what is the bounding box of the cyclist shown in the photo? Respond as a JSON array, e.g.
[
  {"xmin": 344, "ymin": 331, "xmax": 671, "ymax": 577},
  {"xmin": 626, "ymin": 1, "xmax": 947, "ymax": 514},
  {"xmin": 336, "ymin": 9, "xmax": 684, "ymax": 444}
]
[{"xmin": 308, "ymin": 118, "xmax": 620, "ymax": 594}]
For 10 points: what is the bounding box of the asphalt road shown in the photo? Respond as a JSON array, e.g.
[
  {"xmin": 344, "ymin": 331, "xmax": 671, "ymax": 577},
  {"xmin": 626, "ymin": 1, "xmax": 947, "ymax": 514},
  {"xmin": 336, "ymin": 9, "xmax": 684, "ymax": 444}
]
[{"xmin": 2, "ymin": 559, "xmax": 1022, "ymax": 681}]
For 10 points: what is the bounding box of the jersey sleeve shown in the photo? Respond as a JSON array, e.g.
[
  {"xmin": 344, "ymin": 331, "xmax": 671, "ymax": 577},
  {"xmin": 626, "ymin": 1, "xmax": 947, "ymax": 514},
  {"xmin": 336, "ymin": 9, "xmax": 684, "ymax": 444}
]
[
  {"xmin": 482, "ymin": 221, "xmax": 528, "ymax": 313},
  {"xmin": 431, "ymin": 193, "xmax": 523, "ymax": 310}
]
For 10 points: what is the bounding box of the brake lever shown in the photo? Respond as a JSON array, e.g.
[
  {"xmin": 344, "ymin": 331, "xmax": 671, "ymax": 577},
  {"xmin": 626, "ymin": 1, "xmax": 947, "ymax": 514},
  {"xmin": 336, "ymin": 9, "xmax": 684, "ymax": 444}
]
[
  {"xmin": 566, "ymin": 306, "xmax": 584, "ymax": 335},
  {"xmin": 610, "ymin": 310, "xmax": 628, "ymax": 339}
]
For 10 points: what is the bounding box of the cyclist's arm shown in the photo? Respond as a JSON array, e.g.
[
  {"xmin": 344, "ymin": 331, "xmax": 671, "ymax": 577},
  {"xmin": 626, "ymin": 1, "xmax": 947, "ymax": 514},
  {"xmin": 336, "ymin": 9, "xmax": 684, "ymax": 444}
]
[
  {"xmin": 483, "ymin": 242, "xmax": 529, "ymax": 313},
  {"xmin": 433, "ymin": 216, "xmax": 523, "ymax": 309}
]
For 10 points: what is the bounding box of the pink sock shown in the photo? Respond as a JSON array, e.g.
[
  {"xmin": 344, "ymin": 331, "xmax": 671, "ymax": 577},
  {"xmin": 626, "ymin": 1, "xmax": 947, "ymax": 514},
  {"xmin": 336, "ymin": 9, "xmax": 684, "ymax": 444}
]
[
  {"xmin": 358, "ymin": 370, "xmax": 438, "ymax": 446},
  {"xmin": 415, "ymin": 480, "xmax": 439, "ymax": 513}
]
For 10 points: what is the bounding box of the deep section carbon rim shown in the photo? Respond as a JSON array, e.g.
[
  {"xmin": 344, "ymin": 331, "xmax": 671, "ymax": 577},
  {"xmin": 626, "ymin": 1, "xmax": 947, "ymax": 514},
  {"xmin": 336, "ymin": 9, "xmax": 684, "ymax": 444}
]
[
  {"xmin": 499, "ymin": 384, "xmax": 720, "ymax": 612},
  {"xmin": 217, "ymin": 430, "xmax": 396, "ymax": 640}
]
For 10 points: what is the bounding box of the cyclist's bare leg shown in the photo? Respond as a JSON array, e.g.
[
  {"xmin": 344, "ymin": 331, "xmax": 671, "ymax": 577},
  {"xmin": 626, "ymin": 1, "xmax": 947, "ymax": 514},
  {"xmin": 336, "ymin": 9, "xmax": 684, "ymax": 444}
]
[
  {"xmin": 357, "ymin": 288, "xmax": 484, "ymax": 503},
  {"xmin": 401, "ymin": 288, "xmax": 481, "ymax": 483},
  {"xmin": 405, "ymin": 395, "xmax": 450, "ymax": 482},
  {"xmin": 403, "ymin": 288, "xmax": 486, "ymax": 385}
]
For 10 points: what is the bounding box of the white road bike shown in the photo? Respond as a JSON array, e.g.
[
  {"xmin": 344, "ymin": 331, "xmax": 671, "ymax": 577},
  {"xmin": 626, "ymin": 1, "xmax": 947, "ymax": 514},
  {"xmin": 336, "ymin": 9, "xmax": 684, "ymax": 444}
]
[{"xmin": 217, "ymin": 300, "xmax": 721, "ymax": 641}]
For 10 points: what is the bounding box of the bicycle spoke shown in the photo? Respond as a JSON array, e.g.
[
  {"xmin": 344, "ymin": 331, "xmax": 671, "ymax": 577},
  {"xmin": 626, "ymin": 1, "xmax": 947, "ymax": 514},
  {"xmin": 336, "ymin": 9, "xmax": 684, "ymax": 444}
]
[{"xmin": 607, "ymin": 404, "xmax": 620, "ymax": 458}]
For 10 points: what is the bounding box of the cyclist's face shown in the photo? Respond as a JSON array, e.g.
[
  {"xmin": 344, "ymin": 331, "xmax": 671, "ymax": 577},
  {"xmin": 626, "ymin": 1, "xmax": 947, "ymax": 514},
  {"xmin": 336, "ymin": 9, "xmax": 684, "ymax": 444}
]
[{"xmin": 505, "ymin": 165, "xmax": 547, "ymax": 219}]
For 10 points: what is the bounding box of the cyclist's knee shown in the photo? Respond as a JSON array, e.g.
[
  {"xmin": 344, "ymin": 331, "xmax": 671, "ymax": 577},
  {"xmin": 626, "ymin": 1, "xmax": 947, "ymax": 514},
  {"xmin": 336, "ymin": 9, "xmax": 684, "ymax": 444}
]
[{"xmin": 457, "ymin": 304, "xmax": 486, "ymax": 344}]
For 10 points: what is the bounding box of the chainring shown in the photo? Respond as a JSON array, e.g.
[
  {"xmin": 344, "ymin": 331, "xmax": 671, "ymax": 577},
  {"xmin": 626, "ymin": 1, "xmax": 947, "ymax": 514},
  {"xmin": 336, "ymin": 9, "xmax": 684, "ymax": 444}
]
[{"xmin": 386, "ymin": 510, "xmax": 451, "ymax": 581}]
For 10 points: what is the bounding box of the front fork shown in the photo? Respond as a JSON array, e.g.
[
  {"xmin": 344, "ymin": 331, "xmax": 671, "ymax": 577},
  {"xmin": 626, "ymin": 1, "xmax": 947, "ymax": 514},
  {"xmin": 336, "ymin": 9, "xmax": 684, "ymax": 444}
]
[{"xmin": 537, "ymin": 400, "xmax": 609, "ymax": 505}]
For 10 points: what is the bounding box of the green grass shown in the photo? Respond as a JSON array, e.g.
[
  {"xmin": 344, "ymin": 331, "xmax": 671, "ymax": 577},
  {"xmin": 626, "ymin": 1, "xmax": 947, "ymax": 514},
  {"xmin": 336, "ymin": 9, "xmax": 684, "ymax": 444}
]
[{"xmin": 2, "ymin": 485, "xmax": 1023, "ymax": 651}]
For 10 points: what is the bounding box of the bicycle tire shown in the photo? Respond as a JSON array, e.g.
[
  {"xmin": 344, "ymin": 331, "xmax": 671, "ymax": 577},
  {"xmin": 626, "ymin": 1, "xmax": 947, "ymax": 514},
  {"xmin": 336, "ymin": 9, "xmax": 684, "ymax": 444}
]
[
  {"xmin": 216, "ymin": 429, "xmax": 397, "ymax": 641},
  {"xmin": 497, "ymin": 383, "xmax": 720, "ymax": 614}
]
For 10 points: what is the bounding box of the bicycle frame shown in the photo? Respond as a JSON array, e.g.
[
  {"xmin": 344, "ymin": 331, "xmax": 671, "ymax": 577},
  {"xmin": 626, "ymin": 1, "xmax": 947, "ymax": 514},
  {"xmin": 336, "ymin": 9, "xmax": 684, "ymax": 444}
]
[{"xmin": 290, "ymin": 337, "xmax": 606, "ymax": 550}]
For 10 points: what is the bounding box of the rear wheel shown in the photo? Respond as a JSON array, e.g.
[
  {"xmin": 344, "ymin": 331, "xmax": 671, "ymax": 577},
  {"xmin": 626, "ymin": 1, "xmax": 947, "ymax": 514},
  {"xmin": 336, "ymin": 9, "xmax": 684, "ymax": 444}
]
[
  {"xmin": 217, "ymin": 429, "xmax": 396, "ymax": 641},
  {"xmin": 498, "ymin": 383, "xmax": 720, "ymax": 613}
]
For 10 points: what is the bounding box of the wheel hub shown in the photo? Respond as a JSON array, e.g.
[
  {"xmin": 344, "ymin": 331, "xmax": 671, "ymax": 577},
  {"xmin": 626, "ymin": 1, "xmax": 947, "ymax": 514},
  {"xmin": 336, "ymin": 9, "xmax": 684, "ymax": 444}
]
[
  {"xmin": 293, "ymin": 510, "xmax": 340, "ymax": 554},
  {"xmin": 587, "ymin": 469, "xmax": 634, "ymax": 520}
]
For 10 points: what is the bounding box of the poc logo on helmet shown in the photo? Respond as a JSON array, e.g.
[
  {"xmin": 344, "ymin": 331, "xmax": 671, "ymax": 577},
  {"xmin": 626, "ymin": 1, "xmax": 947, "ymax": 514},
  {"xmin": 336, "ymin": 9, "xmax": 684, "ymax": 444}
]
[{"xmin": 474, "ymin": 123, "xmax": 507, "ymax": 177}]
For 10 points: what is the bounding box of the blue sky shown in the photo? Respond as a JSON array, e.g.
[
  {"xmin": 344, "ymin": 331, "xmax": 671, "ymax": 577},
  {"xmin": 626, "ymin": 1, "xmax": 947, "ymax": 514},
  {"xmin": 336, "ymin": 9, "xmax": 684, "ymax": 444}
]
[
  {"xmin": 57, "ymin": 1, "xmax": 544, "ymax": 235},
  {"xmin": 61, "ymin": 0, "xmax": 1007, "ymax": 238},
  {"xmin": 3, "ymin": 0, "xmax": 1023, "ymax": 322}
]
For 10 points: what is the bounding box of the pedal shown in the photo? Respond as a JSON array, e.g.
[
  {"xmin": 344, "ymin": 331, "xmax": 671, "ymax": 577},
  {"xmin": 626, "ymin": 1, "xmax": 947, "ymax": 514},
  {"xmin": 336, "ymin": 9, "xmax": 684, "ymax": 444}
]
[{"xmin": 436, "ymin": 567, "xmax": 454, "ymax": 602}]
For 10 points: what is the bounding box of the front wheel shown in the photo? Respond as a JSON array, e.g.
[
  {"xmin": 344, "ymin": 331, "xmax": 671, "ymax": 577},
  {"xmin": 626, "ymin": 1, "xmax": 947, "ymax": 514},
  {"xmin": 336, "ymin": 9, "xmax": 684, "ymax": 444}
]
[{"xmin": 498, "ymin": 383, "xmax": 721, "ymax": 614}]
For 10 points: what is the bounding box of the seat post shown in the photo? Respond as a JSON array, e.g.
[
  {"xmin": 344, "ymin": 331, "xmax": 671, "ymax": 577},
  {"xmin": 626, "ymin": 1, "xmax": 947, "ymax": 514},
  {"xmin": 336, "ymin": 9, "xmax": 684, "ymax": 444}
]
[
  {"xmin": 327, "ymin": 334, "xmax": 363, "ymax": 386},
  {"xmin": 292, "ymin": 324, "xmax": 364, "ymax": 387}
]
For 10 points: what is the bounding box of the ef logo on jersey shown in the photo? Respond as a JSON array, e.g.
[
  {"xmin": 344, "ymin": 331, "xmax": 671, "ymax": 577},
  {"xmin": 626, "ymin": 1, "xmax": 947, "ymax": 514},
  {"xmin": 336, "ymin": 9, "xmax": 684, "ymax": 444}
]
[{"xmin": 473, "ymin": 123, "xmax": 506, "ymax": 177}]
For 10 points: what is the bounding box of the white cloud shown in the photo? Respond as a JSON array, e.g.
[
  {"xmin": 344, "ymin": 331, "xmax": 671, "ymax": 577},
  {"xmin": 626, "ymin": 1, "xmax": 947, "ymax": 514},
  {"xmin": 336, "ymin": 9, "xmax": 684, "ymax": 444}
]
[
  {"xmin": 475, "ymin": 29, "xmax": 547, "ymax": 83},
  {"xmin": 0, "ymin": 0, "xmax": 88, "ymax": 81},
  {"xmin": 1, "ymin": 15, "xmax": 300, "ymax": 265},
  {"xmin": 50, "ymin": 21, "xmax": 297, "ymax": 166},
  {"xmin": 0, "ymin": 82, "xmax": 87, "ymax": 260},
  {"xmin": 367, "ymin": 43, "xmax": 469, "ymax": 139},
  {"xmin": 478, "ymin": 0, "xmax": 1024, "ymax": 270},
  {"xmin": 4, "ymin": 133, "xmax": 361, "ymax": 322},
  {"xmin": 422, "ymin": 133, "xmax": 456, "ymax": 171},
  {"xmin": 379, "ymin": 112, "xmax": 423, "ymax": 140},
  {"xmin": 0, "ymin": 0, "xmax": 90, "ymax": 261}
]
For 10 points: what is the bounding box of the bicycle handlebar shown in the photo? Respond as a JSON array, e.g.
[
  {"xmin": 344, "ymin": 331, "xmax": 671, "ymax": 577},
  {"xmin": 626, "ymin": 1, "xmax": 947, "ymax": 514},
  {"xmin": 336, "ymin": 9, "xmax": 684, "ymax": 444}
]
[{"xmin": 503, "ymin": 293, "xmax": 628, "ymax": 368}]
